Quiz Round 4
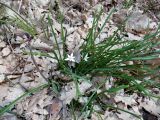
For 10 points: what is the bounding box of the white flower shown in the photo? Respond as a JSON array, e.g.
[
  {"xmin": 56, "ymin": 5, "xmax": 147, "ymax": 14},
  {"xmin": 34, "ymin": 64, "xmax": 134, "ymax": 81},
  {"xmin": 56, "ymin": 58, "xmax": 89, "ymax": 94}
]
[
  {"xmin": 65, "ymin": 53, "xmax": 75, "ymax": 62},
  {"xmin": 84, "ymin": 53, "xmax": 89, "ymax": 61}
]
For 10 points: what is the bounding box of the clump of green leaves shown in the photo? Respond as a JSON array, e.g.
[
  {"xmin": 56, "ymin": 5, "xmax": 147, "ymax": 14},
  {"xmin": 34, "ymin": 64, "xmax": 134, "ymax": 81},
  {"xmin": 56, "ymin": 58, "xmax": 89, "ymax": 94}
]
[
  {"xmin": 45, "ymin": 7, "xmax": 160, "ymax": 98},
  {"xmin": 123, "ymin": 0, "xmax": 135, "ymax": 8}
]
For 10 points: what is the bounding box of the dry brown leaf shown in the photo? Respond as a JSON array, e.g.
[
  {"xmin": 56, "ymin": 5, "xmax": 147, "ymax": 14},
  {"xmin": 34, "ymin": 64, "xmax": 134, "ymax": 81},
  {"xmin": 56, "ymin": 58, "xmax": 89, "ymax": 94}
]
[
  {"xmin": 0, "ymin": 74, "xmax": 5, "ymax": 83},
  {"xmin": 60, "ymin": 81, "xmax": 92, "ymax": 104},
  {"xmin": 0, "ymin": 84, "xmax": 24, "ymax": 106},
  {"xmin": 2, "ymin": 54, "xmax": 19, "ymax": 74},
  {"xmin": 126, "ymin": 11, "xmax": 155, "ymax": 34},
  {"xmin": 104, "ymin": 111, "xmax": 119, "ymax": 120},
  {"xmin": 31, "ymin": 38, "xmax": 53, "ymax": 51},
  {"xmin": 114, "ymin": 93, "xmax": 137, "ymax": 106},
  {"xmin": 138, "ymin": 97, "xmax": 160, "ymax": 117},
  {"xmin": 0, "ymin": 65, "xmax": 8, "ymax": 74},
  {"xmin": 0, "ymin": 113, "xmax": 18, "ymax": 120},
  {"xmin": 49, "ymin": 98, "xmax": 63, "ymax": 120},
  {"xmin": 35, "ymin": 0, "xmax": 50, "ymax": 7},
  {"xmin": 0, "ymin": 40, "xmax": 6, "ymax": 48},
  {"xmin": 16, "ymin": 89, "xmax": 53, "ymax": 120},
  {"xmin": 116, "ymin": 106, "xmax": 141, "ymax": 120},
  {"xmin": 2, "ymin": 46, "xmax": 11, "ymax": 57},
  {"xmin": 112, "ymin": 9, "xmax": 128, "ymax": 25}
]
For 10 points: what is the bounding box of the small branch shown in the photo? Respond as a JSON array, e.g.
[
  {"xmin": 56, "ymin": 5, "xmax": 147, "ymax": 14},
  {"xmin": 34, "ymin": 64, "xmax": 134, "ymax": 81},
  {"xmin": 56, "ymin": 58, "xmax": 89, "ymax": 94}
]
[{"xmin": 27, "ymin": 41, "xmax": 48, "ymax": 82}]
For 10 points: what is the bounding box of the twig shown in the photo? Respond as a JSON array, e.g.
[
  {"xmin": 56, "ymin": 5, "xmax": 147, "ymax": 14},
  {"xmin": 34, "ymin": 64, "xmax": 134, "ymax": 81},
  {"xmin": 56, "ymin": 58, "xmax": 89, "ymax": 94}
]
[
  {"xmin": 17, "ymin": 62, "xmax": 30, "ymax": 91},
  {"xmin": 27, "ymin": 41, "xmax": 48, "ymax": 82}
]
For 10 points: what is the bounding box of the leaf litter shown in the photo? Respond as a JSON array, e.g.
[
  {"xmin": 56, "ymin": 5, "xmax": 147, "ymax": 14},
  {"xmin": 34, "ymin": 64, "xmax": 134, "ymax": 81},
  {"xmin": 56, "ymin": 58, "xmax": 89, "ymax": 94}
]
[{"xmin": 0, "ymin": 0, "xmax": 160, "ymax": 119}]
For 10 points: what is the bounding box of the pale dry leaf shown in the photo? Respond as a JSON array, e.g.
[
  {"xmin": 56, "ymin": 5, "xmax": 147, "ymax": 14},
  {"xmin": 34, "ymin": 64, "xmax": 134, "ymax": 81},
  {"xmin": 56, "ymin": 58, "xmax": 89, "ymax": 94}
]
[
  {"xmin": 2, "ymin": 54, "xmax": 19, "ymax": 74},
  {"xmin": 28, "ymin": 5, "xmax": 34, "ymax": 20},
  {"xmin": 2, "ymin": 46, "xmax": 11, "ymax": 57},
  {"xmin": 114, "ymin": 93, "xmax": 137, "ymax": 106},
  {"xmin": 93, "ymin": 104, "xmax": 101, "ymax": 111},
  {"xmin": 35, "ymin": 0, "xmax": 50, "ymax": 7},
  {"xmin": 0, "ymin": 84, "xmax": 9, "ymax": 106},
  {"xmin": 112, "ymin": 9, "xmax": 128, "ymax": 25},
  {"xmin": 32, "ymin": 106, "xmax": 49, "ymax": 115},
  {"xmin": 47, "ymin": 53, "xmax": 59, "ymax": 64},
  {"xmin": 34, "ymin": 73, "xmax": 47, "ymax": 84},
  {"xmin": 6, "ymin": 8, "xmax": 17, "ymax": 18},
  {"xmin": 19, "ymin": 73, "xmax": 47, "ymax": 89},
  {"xmin": 139, "ymin": 97, "xmax": 160, "ymax": 117},
  {"xmin": 86, "ymin": 16, "xmax": 94, "ymax": 28},
  {"xmin": 0, "ymin": 74, "xmax": 5, "ymax": 83},
  {"xmin": 51, "ymin": 18, "xmax": 61, "ymax": 32},
  {"xmin": 39, "ymin": 95, "xmax": 53, "ymax": 108},
  {"xmin": 90, "ymin": 0, "xmax": 99, "ymax": 6},
  {"xmin": 24, "ymin": 63, "xmax": 34, "ymax": 73},
  {"xmin": 104, "ymin": 111, "xmax": 119, "ymax": 120},
  {"xmin": 31, "ymin": 38, "xmax": 53, "ymax": 51},
  {"xmin": 91, "ymin": 112, "xmax": 105, "ymax": 120},
  {"xmin": 0, "ymin": 65, "xmax": 8, "ymax": 74},
  {"xmin": 66, "ymin": 31, "xmax": 81, "ymax": 52},
  {"xmin": 79, "ymin": 97, "xmax": 88, "ymax": 104},
  {"xmin": 33, "ymin": 7, "xmax": 46, "ymax": 21},
  {"xmin": 0, "ymin": 84, "xmax": 24, "ymax": 106},
  {"xmin": 105, "ymin": 76, "xmax": 114, "ymax": 90},
  {"xmin": 116, "ymin": 106, "xmax": 141, "ymax": 120},
  {"xmin": 125, "ymin": 32, "xmax": 143, "ymax": 41},
  {"xmin": 132, "ymin": 106, "xmax": 141, "ymax": 115},
  {"xmin": 49, "ymin": 98, "xmax": 63, "ymax": 120},
  {"xmin": 31, "ymin": 114, "xmax": 42, "ymax": 120},
  {"xmin": 18, "ymin": 74, "xmax": 34, "ymax": 89},
  {"xmin": 137, "ymin": 0, "xmax": 160, "ymax": 19},
  {"xmin": 107, "ymin": 25, "xmax": 119, "ymax": 37},
  {"xmin": 60, "ymin": 81, "xmax": 92, "ymax": 104},
  {"xmin": 66, "ymin": 9, "xmax": 83, "ymax": 26},
  {"xmin": 77, "ymin": 25, "xmax": 88, "ymax": 39},
  {"xmin": 0, "ymin": 56, "xmax": 3, "ymax": 64},
  {"xmin": 16, "ymin": 89, "xmax": 53, "ymax": 119},
  {"xmin": 126, "ymin": 11, "xmax": 153, "ymax": 34},
  {"xmin": 0, "ymin": 41, "xmax": 6, "ymax": 48},
  {"xmin": 0, "ymin": 113, "xmax": 18, "ymax": 120},
  {"xmin": 13, "ymin": 47, "xmax": 24, "ymax": 54},
  {"xmin": 6, "ymin": 85, "xmax": 24, "ymax": 102},
  {"xmin": 7, "ymin": 75, "xmax": 20, "ymax": 80}
]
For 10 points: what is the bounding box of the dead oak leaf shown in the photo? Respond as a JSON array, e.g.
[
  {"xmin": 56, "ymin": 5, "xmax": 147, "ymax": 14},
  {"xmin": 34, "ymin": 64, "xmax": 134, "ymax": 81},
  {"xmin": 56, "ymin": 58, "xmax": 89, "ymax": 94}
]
[{"xmin": 49, "ymin": 98, "xmax": 63, "ymax": 120}]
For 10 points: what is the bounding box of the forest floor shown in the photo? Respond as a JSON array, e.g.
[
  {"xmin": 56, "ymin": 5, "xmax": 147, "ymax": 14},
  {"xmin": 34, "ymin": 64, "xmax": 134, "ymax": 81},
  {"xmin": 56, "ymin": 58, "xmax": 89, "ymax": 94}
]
[{"xmin": 0, "ymin": 0, "xmax": 160, "ymax": 120}]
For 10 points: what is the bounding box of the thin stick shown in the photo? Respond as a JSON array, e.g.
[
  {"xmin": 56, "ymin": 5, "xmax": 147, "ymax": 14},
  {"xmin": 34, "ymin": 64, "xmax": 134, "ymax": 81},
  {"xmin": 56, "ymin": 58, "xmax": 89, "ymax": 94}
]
[{"xmin": 27, "ymin": 41, "xmax": 48, "ymax": 82}]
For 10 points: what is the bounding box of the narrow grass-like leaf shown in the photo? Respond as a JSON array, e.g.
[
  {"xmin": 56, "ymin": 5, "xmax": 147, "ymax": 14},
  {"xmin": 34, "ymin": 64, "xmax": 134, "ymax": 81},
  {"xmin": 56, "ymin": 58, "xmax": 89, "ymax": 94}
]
[
  {"xmin": 48, "ymin": 15, "xmax": 62, "ymax": 63},
  {"xmin": 102, "ymin": 104, "xmax": 142, "ymax": 119},
  {"xmin": 98, "ymin": 85, "xmax": 129, "ymax": 95}
]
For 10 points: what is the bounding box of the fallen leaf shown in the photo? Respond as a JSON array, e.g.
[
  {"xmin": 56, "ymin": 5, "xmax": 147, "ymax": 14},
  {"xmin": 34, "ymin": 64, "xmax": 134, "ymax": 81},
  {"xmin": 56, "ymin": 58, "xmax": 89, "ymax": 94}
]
[
  {"xmin": 60, "ymin": 81, "xmax": 92, "ymax": 104},
  {"xmin": 0, "ymin": 84, "xmax": 24, "ymax": 106},
  {"xmin": 16, "ymin": 89, "xmax": 53, "ymax": 119},
  {"xmin": 0, "ymin": 41, "xmax": 6, "ymax": 48},
  {"xmin": 139, "ymin": 97, "xmax": 160, "ymax": 117},
  {"xmin": 0, "ymin": 74, "xmax": 5, "ymax": 83},
  {"xmin": 2, "ymin": 46, "xmax": 11, "ymax": 57},
  {"xmin": 31, "ymin": 38, "xmax": 53, "ymax": 51},
  {"xmin": 114, "ymin": 93, "xmax": 137, "ymax": 106},
  {"xmin": 126, "ymin": 11, "xmax": 153, "ymax": 34},
  {"xmin": 49, "ymin": 98, "xmax": 63, "ymax": 120},
  {"xmin": 104, "ymin": 111, "xmax": 119, "ymax": 120}
]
